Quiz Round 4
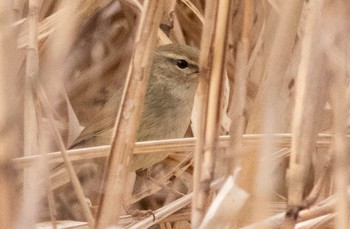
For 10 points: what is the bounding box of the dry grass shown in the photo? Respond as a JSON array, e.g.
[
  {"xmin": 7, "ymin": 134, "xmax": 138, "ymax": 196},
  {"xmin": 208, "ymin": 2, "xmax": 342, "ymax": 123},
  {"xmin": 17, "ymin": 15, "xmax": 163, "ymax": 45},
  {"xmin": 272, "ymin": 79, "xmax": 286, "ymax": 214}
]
[{"xmin": 2, "ymin": 0, "xmax": 350, "ymax": 228}]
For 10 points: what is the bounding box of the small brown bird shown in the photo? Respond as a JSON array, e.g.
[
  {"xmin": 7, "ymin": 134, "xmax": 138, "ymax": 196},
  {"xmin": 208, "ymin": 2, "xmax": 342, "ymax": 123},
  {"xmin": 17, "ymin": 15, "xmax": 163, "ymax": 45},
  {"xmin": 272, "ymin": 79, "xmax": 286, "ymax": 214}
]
[
  {"xmin": 71, "ymin": 43, "xmax": 200, "ymax": 171},
  {"xmin": 50, "ymin": 43, "xmax": 199, "ymax": 221}
]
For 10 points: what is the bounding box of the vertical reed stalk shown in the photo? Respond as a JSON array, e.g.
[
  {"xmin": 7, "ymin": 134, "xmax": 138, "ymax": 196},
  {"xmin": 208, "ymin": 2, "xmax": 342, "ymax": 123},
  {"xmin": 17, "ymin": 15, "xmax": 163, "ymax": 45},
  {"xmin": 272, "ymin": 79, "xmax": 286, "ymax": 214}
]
[
  {"xmin": 191, "ymin": 0, "xmax": 232, "ymax": 227},
  {"xmin": 22, "ymin": 0, "xmax": 40, "ymax": 227},
  {"xmin": 284, "ymin": 1, "xmax": 328, "ymax": 227},
  {"xmin": 0, "ymin": 2, "xmax": 21, "ymax": 227},
  {"xmin": 226, "ymin": 0, "xmax": 252, "ymax": 174},
  {"xmin": 331, "ymin": 59, "xmax": 349, "ymax": 229},
  {"xmin": 95, "ymin": 1, "xmax": 163, "ymax": 228},
  {"xmin": 325, "ymin": 1, "xmax": 350, "ymax": 228},
  {"xmin": 36, "ymin": 84, "xmax": 95, "ymax": 227}
]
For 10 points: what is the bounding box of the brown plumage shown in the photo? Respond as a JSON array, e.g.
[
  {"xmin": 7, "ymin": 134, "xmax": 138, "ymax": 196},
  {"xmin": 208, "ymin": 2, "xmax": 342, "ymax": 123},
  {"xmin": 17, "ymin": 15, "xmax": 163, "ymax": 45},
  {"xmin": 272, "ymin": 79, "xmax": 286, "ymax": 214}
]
[
  {"xmin": 50, "ymin": 43, "xmax": 199, "ymax": 221},
  {"xmin": 71, "ymin": 43, "xmax": 200, "ymax": 171}
]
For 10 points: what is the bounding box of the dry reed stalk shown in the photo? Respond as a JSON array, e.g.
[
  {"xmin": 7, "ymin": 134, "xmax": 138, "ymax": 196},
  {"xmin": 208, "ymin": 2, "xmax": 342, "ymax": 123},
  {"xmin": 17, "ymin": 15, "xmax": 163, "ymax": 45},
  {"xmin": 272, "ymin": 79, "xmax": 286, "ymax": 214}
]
[
  {"xmin": 36, "ymin": 84, "xmax": 95, "ymax": 227},
  {"xmin": 157, "ymin": 0, "xmax": 176, "ymax": 45},
  {"xmin": 244, "ymin": 186, "xmax": 350, "ymax": 228},
  {"xmin": 331, "ymin": 57, "xmax": 349, "ymax": 228},
  {"xmin": 8, "ymin": 0, "xmax": 350, "ymax": 227},
  {"xmin": 283, "ymin": 1, "xmax": 329, "ymax": 227},
  {"xmin": 122, "ymin": 0, "xmax": 142, "ymax": 11},
  {"xmin": 323, "ymin": 1, "xmax": 350, "ymax": 228},
  {"xmin": 0, "ymin": 2, "xmax": 22, "ymax": 228},
  {"xmin": 243, "ymin": 213, "xmax": 335, "ymax": 229},
  {"xmin": 21, "ymin": 0, "xmax": 40, "ymax": 227},
  {"xmin": 232, "ymin": 3, "xmax": 272, "ymax": 226},
  {"xmin": 174, "ymin": 0, "xmax": 202, "ymax": 46},
  {"xmin": 236, "ymin": 0, "xmax": 305, "ymax": 225},
  {"xmin": 298, "ymin": 195, "xmax": 336, "ymax": 223},
  {"xmin": 216, "ymin": 0, "xmax": 253, "ymax": 226},
  {"xmin": 31, "ymin": 2, "xmax": 95, "ymax": 227},
  {"xmin": 162, "ymin": 0, "xmax": 176, "ymax": 33},
  {"xmin": 157, "ymin": 29, "xmax": 172, "ymax": 45},
  {"xmin": 172, "ymin": 14, "xmax": 186, "ymax": 44},
  {"xmin": 191, "ymin": 0, "xmax": 218, "ymax": 227},
  {"xmin": 226, "ymin": 0, "xmax": 252, "ymax": 174},
  {"xmin": 94, "ymin": 1, "xmax": 163, "ymax": 228},
  {"xmin": 17, "ymin": 10, "xmax": 64, "ymax": 49},
  {"xmin": 24, "ymin": 0, "xmax": 39, "ymax": 162},
  {"xmin": 180, "ymin": 0, "xmax": 204, "ymax": 23},
  {"xmin": 191, "ymin": 0, "xmax": 233, "ymax": 227},
  {"xmin": 13, "ymin": 133, "xmax": 343, "ymax": 170}
]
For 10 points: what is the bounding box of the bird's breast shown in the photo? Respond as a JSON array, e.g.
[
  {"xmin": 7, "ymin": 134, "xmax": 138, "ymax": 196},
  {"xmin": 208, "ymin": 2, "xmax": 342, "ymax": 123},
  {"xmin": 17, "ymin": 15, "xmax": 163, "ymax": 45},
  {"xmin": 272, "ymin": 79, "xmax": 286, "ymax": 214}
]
[{"xmin": 137, "ymin": 94, "xmax": 194, "ymax": 141}]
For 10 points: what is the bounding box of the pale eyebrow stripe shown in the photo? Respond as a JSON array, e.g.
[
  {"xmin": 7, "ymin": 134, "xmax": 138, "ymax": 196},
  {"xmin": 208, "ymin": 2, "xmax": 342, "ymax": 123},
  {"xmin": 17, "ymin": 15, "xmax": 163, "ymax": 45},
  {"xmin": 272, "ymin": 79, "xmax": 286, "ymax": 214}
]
[{"xmin": 159, "ymin": 51, "xmax": 197, "ymax": 66}]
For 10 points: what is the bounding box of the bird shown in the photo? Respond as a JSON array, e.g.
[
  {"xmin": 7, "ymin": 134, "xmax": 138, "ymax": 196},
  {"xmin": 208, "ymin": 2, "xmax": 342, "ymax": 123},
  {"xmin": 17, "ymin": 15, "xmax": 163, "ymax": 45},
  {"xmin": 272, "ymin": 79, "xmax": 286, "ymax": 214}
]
[
  {"xmin": 49, "ymin": 43, "xmax": 199, "ymax": 221},
  {"xmin": 71, "ymin": 43, "xmax": 200, "ymax": 171}
]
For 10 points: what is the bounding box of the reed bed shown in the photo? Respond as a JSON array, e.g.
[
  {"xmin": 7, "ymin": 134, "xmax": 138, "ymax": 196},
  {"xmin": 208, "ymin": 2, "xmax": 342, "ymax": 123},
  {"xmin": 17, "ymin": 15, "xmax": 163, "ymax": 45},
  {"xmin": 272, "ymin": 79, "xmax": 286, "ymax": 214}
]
[{"xmin": 1, "ymin": 0, "xmax": 350, "ymax": 228}]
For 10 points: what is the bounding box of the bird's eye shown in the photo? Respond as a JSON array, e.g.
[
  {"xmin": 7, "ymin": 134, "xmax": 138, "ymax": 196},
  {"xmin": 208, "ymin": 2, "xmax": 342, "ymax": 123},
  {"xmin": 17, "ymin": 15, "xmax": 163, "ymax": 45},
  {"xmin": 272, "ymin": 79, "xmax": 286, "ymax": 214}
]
[{"xmin": 176, "ymin": 59, "xmax": 189, "ymax": 69}]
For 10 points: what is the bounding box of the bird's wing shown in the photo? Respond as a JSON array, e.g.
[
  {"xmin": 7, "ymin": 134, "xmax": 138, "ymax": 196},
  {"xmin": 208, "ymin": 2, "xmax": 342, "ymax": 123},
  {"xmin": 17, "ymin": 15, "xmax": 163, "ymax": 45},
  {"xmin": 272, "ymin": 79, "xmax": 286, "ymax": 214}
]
[{"xmin": 69, "ymin": 89, "xmax": 123, "ymax": 148}]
